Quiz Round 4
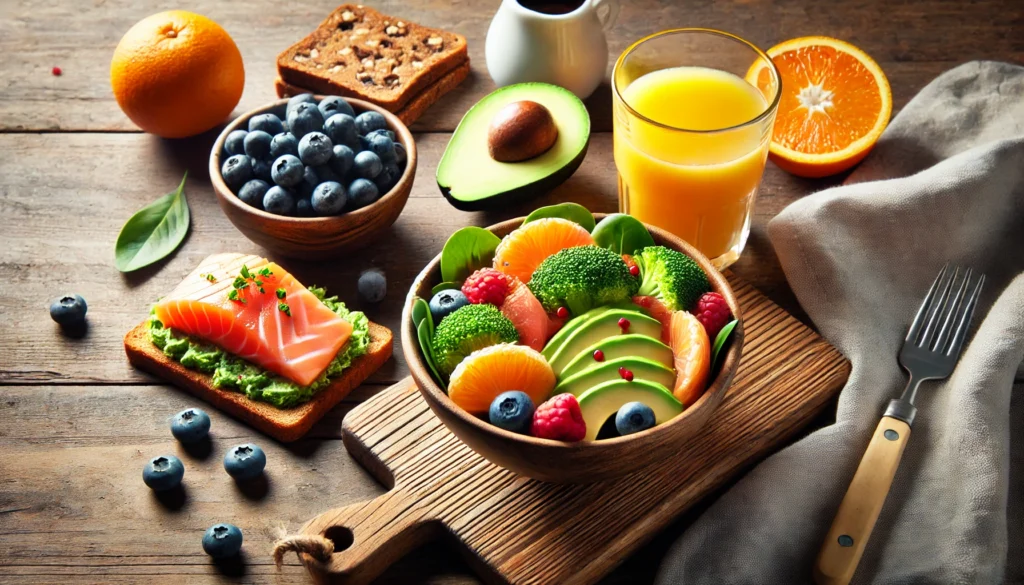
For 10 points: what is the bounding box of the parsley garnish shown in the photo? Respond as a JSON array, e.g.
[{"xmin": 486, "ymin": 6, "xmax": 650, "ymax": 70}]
[
  {"xmin": 278, "ymin": 302, "xmax": 291, "ymax": 317},
  {"xmin": 227, "ymin": 289, "xmax": 246, "ymax": 304},
  {"xmin": 201, "ymin": 273, "xmax": 217, "ymax": 283},
  {"xmin": 276, "ymin": 288, "xmax": 286, "ymax": 299}
]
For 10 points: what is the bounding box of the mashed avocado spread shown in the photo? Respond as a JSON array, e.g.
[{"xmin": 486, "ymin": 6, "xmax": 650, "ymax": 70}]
[{"xmin": 148, "ymin": 286, "xmax": 370, "ymax": 408}]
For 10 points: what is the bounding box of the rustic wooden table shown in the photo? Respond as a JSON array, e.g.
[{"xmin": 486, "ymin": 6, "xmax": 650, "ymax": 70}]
[{"xmin": 1, "ymin": 1, "xmax": 1020, "ymax": 583}]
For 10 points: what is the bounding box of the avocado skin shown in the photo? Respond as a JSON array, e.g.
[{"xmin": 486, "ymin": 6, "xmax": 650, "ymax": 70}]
[{"xmin": 438, "ymin": 138, "xmax": 590, "ymax": 211}]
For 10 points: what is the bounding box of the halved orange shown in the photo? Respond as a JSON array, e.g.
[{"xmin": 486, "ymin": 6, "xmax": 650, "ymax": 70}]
[
  {"xmin": 668, "ymin": 311, "xmax": 711, "ymax": 408},
  {"xmin": 493, "ymin": 218, "xmax": 595, "ymax": 283},
  {"xmin": 746, "ymin": 36, "xmax": 892, "ymax": 178},
  {"xmin": 448, "ymin": 344, "xmax": 555, "ymax": 415}
]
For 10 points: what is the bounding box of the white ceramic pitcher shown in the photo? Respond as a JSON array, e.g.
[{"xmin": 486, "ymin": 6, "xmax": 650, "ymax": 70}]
[{"xmin": 485, "ymin": 0, "xmax": 620, "ymax": 99}]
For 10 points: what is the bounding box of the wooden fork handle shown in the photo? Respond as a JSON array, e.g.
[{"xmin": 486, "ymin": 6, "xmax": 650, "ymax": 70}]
[{"xmin": 814, "ymin": 416, "xmax": 911, "ymax": 585}]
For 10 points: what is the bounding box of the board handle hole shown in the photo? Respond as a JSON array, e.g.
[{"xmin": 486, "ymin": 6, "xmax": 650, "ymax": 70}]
[{"xmin": 324, "ymin": 526, "xmax": 354, "ymax": 552}]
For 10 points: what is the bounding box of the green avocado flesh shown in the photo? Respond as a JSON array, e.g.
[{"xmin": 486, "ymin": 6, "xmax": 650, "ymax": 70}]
[
  {"xmin": 542, "ymin": 304, "xmax": 642, "ymax": 361},
  {"xmin": 558, "ymin": 334, "xmax": 674, "ymax": 379},
  {"xmin": 147, "ymin": 287, "xmax": 370, "ymax": 409},
  {"xmin": 437, "ymin": 83, "xmax": 590, "ymax": 210},
  {"xmin": 545, "ymin": 309, "xmax": 661, "ymax": 374},
  {"xmin": 555, "ymin": 357, "xmax": 676, "ymax": 396},
  {"xmin": 577, "ymin": 379, "xmax": 683, "ymax": 441}
]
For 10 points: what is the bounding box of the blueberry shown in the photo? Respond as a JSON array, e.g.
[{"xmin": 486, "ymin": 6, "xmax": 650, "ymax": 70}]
[
  {"xmin": 357, "ymin": 269, "xmax": 386, "ymax": 303},
  {"xmin": 374, "ymin": 162, "xmax": 400, "ymax": 193},
  {"xmin": 347, "ymin": 178, "xmax": 379, "ymax": 210},
  {"xmin": 366, "ymin": 128, "xmax": 397, "ymax": 141},
  {"xmin": 318, "ymin": 95, "xmax": 355, "ymax": 119},
  {"xmin": 170, "ymin": 408, "xmax": 211, "ymax": 443},
  {"xmin": 286, "ymin": 93, "xmax": 317, "ymax": 119},
  {"xmin": 270, "ymin": 154, "xmax": 304, "ymax": 187},
  {"xmin": 223, "ymin": 443, "xmax": 266, "ymax": 480},
  {"xmin": 248, "ymin": 112, "xmax": 284, "ymax": 135},
  {"xmin": 393, "ymin": 142, "xmax": 407, "ymax": 166},
  {"xmin": 298, "ymin": 132, "xmax": 333, "ymax": 166},
  {"xmin": 615, "ymin": 402, "xmax": 656, "ymax": 435},
  {"xmin": 269, "ymin": 132, "xmax": 299, "ymax": 159},
  {"xmin": 323, "ymin": 114, "xmax": 358, "ymax": 149},
  {"xmin": 357, "ymin": 134, "xmax": 370, "ymax": 151},
  {"xmin": 251, "ymin": 158, "xmax": 273, "ymax": 182},
  {"xmin": 311, "ymin": 181, "xmax": 347, "ymax": 216},
  {"xmin": 224, "ymin": 130, "xmax": 248, "ymax": 156},
  {"xmin": 237, "ymin": 180, "xmax": 269, "ymax": 209},
  {"xmin": 296, "ymin": 197, "xmax": 315, "ymax": 217},
  {"xmin": 428, "ymin": 289, "xmax": 469, "ymax": 323},
  {"xmin": 202, "ymin": 523, "xmax": 243, "ymax": 559},
  {"xmin": 287, "ymin": 102, "xmax": 324, "ymax": 139},
  {"xmin": 488, "ymin": 391, "xmax": 535, "ymax": 434},
  {"xmin": 49, "ymin": 294, "xmax": 87, "ymax": 327},
  {"xmin": 142, "ymin": 455, "xmax": 184, "ymax": 491},
  {"xmin": 353, "ymin": 151, "xmax": 382, "ymax": 179},
  {"xmin": 221, "ymin": 154, "xmax": 253, "ymax": 191},
  {"xmin": 296, "ymin": 166, "xmax": 319, "ymax": 199},
  {"xmin": 328, "ymin": 144, "xmax": 355, "ymax": 177},
  {"xmin": 313, "ymin": 164, "xmax": 342, "ymax": 185},
  {"xmin": 355, "ymin": 111, "xmax": 388, "ymax": 135},
  {"xmin": 243, "ymin": 130, "xmax": 273, "ymax": 160},
  {"xmin": 367, "ymin": 133, "xmax": 396, "ymax": 161},
  {"xmin": 263, "ymin": 186, "xmax": 296, "ymax": 216}
]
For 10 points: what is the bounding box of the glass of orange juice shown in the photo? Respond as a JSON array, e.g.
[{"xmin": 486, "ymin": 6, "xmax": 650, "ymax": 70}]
[{"xmin": 613, "ymin": 29, "xmax": 781, "ymax": 269}]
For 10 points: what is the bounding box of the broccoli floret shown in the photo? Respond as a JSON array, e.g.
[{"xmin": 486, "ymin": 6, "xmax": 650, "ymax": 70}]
[
  {"xmin": 527, "ymin": 246, "xmax": 639, "ymax": 314},
  {"xmin": 432, "ymin": 304, "xmax": 519, "ymax": 377},
  {"xmin": 634, "ymin": 245, "xmax": 710, "ymax": 311}
]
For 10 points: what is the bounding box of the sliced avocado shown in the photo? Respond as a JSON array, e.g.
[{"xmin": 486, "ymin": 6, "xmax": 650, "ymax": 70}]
[
  {"xmin": 559, "ymin": 334, "xmax": 674, "ymax": 379},
  {"xmin": 542, "ymin": 305, "xmax": 615, "ymax": 361},
  {"xmin": 437, "ymin": 83, "xmax": 591, "ymax": 211},
  {"xmin": 555, "ymin": 357, "xmax": 676, "ymax": 396},
  {"xmin": 577, "ymin": 379, "xmax": 683, "ymax": 441},
  {"xmin": 546, "ymin": 309, "xmax": 661, "ymax": 374}
]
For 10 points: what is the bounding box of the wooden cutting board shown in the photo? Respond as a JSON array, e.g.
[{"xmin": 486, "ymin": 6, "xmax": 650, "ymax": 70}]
[{"xmin": 295, "ymin": 275, "xmax": 850, "ymax": 585}]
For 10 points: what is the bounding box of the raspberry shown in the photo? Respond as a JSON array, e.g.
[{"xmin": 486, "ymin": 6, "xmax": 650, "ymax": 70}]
[
  {"xmin": 693, "ymin": 292, "xmax": 731, "ymax": 340},
  {"xmin": 530, "ymin": 393, "xmax": 586, "ymax": 442},
  {"xmin": 461, "ymin": 268, "xmax": 512, "ymax": 306}
]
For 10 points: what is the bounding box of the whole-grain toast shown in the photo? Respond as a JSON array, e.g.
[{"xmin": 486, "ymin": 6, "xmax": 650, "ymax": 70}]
[
  {"xmin": 277, "ymin": 4, "xmax": 468, "ymax": 113},
  {"xmin": 274, "ymin": 59, "xmax": 470, "ymax": 125},
  {"xmin": 124, "ymin": 321, "xmax": 392, "ymax": 442}
]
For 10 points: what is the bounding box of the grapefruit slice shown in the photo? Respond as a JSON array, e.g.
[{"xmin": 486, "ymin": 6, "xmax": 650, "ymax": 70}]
[
  {"xmin": 493, "ymin": 218, "xmax": 595, "ymax": 282},
  {"xmin": 500, "ymin": 280, "xmax": 548, "ymax": 352},
  {"xmin": 448, "ymin": 344, "xmax": 555, "ymax": 415},
  {"xmin": 633, "ymin": 295, "xmax": 672, "ymax": 344},
  {"xmin": 668, "ymin": 311, "xmax": 711, "ymax": 407}
]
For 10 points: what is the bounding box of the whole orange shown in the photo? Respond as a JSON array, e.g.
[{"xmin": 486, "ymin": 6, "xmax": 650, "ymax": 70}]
[{"xmin": 111, "ymin": 11, "xmax": 244, "ymax": 138}]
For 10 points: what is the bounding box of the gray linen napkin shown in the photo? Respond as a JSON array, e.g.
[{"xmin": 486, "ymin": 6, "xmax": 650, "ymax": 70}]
[{"xmin": 656, "ymin": 61, "xmax": 1024, "ymax": 584}]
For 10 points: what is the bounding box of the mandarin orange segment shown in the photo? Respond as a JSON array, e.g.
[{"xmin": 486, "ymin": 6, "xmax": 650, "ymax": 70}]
[
  {"xmin": 668, "ymin": 310, "xmax": 711, "ymax": 407},
  {"xmin": 493, "ymin": 218, "xmax": 595, "ymax": 282},
  {"xmin": 447, "ymin": 344, "xmax": 556, "ymax": 414}
]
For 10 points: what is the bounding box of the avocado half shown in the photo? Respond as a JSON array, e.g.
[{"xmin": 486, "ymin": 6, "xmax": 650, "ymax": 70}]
[{"xmin": 437, "ymin": 83, "xmax": 591, "ymax": 211}]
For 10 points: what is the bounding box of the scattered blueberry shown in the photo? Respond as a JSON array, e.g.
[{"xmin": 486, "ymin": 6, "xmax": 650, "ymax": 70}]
[
  {"xmin": 355, "ymin": 111, "xmax": 388, "ymax": 135},
  {"xmin": 251, "ymin": 158, "xmax": 273, "ymax": 183},
  {"xmin": 223, "ymin": 443, "xmax": 266, "ymax": 480},
  {"xmin": 243, "ymin": 130, "xmax": 273, "ymax": 160},
  {"xmin": 353, "ymin": 150, "xmax": 382, "ymax": 179},
  {"xmin": 347, "ymin": 178, "xmax": 379, "ymax": 209},
  {"xmin": 270, "ymin": 154, "xmax": 304, "ymax": 187},
  {"xmin": 488, "ymin": 391, "xmax": 535, "ymax": 434},
  {"xmin": 328, "ymin": 144, "xmax": 355, "ymax": 177},
  {"xmin": 170, "ymin": 408, "xmax": 211, "ymax": 443},
  {"xmin": 297, "ymin": 132, "xmax": 333, "ymax": 166},
  {"xmin": 357, "ymin": 269, "xmax": 387, "ymax": 303},
  {"xmin": 248, "ymin": 113, "xmax": 284, "ymax": 135},
  {"xmin": 311, "ymin": 181, "xmax": 347, "ymax": 216},
  {"xmin": 318, "ymin": 95, "xmax": 355, "ymax": 119},
  {"xmin": 428, "ymin": 289, "xmax": 469, "ymax": 323},
  {"xmin": 393, "ymin": 142, "xmax": 408, "ymax": 166},
  {"xmin": 615, "ymin": 402, "xmax": 656, "ymax": 435},
  {"xmin": 202, "ymin": 523, "xmax": 243, "ymax": 559},
  {"xmin": 296, "ymin": 166, "xmax": 319, "ymax": 199},
  {"xmin": 221, "ymin": 154, "xmax": 253, "ymax": 190},
  {"xmin": 269, "ymin": 132, "xmax": 299, "ymax": 159},
  {"xmin": 286, "ymin": 93, "xmax": 318, "ymax": 119},
  {"xmin": 296, "ymin": 196, "xmax": 315, "ymax": 217},
  {"xmin": 49, "ymin": 294, "xmax": 87, "ymax": 327},
  {"xmin": 367, "ymin": 133, "xmax": 396, "ymax": 160},
  {"xmin": 237, "ymin": 179, "xmax": 269, "ymax": 209},
  {"xmin": 323, "ymin": 113, "xmax": 358, "ymax": 147},
  {"xmin": 224, "ymin": 130, "xmax": 248, "ymax": 156},
  {"xmin": 287, "ymin": 102, "xmax": 325, "ymax": 139},
  {"xmin": 263, "ymin": 186, "xmax": 296, "ymax": 216},
  {"xmin": 142, "ymin": 455, "xmax": 184, "ymax": 491}
]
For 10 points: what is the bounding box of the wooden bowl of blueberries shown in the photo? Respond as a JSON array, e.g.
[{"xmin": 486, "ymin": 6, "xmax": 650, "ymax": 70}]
[{"xmin": 210, "ymin": 94, "xmax": 415, "ymax": 259}]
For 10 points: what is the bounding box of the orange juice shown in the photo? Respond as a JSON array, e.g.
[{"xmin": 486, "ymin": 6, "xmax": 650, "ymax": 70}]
[{"xmin": 614, "ymin": 66, "xmax": 772, "ymax": 265}]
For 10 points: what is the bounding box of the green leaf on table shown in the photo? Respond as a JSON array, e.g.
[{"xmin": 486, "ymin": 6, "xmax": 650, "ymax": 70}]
[
  {"xmin": 591, "ymin": 213, "xmax": 655, "ymax": 255},
  {"xmin": 711, "ymin": 319, "xmax": 738, "ymax": 370},
  {"xmin": 432, "ymin": 281, "xmax": 463, "ymax": 296},
  {"xmin": 440, "ymin": 226, "xmax": 501, "ymax": 283},
  {"xmin": 115, "ymin": 173, "xmax": 190, "ymax": 272},
  {"xmin": 524, "ymin": 202, "xmax": 596, "ymax": 232}
]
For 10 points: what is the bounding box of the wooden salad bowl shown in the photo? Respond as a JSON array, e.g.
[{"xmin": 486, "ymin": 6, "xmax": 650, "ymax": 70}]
[
  {"xmin": 210, "ymin": 97, "xmax": 415, "ymax": 259},
  {"xmin": 402, "ymin": 215, "xmax": 744, "ymax": 483}
]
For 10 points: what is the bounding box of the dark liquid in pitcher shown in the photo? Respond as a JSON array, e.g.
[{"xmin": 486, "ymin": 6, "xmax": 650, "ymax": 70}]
[{"xmin": 516, "ymin": 0, "xmax": 586, "ymax": 15}]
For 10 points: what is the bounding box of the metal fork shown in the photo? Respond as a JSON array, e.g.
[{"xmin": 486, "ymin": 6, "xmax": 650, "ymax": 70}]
[{"xmin": 814, "ymin": 263, "xmax": 985, "ymax": 585}]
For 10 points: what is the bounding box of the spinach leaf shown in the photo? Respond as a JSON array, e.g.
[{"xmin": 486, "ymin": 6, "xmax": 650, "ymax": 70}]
[
  {"xmin": 115, "ymin": 173, "xmax": 190, "ymax": 272},
  {"xmin": 440, "ymin": 227, "xmax": 501, "ymax": 283},
  {"xmin": 412, "ymin": 297, "xmax": 432, "ymax": 329},
  {"xmin": 432, "ymin": 281, "xmax": 463, "ymax": 296},
  {"xmin": 524, "ymin": 202, "xmax": 596, "ymax": 231},
  {"xmin": 413, "ymin": 297, "xmax": 444, "ymax": 385},
  {"xmin": 711, "ymin": 319, "xmax": 738, "ymax": 370},
  {"xmin": 591, "ymin": 213, "xmax": 655, "ymax": 255}
]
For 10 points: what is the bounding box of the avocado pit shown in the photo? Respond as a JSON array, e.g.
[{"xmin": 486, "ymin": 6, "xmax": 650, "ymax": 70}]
[{"xmin": 487, "ymin": 100, "xmax": 559, "ymax": 162}]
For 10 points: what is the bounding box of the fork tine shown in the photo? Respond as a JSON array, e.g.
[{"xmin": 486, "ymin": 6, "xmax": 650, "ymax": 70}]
[
  {"xmin": 947, "ymin": 273, "xmax": 984, "ymax": 357},
  {"xmin": 920, "ymin": 265, "xmax": 959, "ymax": 348},
  {"xmin": 933, "ymin": 267, "xmax": 972, "ymax": 351},
  {"xmin": 906, "ymin": 262, "xmax": 949, "ymax": 343}
]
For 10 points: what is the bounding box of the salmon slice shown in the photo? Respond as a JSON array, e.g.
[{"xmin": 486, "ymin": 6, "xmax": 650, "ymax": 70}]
[{"xmin": 153, "ymin": 253, "xmax": 352, "ymax": 386}]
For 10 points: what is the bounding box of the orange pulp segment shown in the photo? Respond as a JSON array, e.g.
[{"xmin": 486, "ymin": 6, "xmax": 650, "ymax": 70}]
[
  {"xmin": 448, "ymin": 344, "xmax": 555, "ymax": 415},
  {"xmin": 493, "ymin": 218, "xmax": 595, "ymax": 282},
  {"xmin": 668, "ymin": 311, "xmax": 711, "ymax": 407}
]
